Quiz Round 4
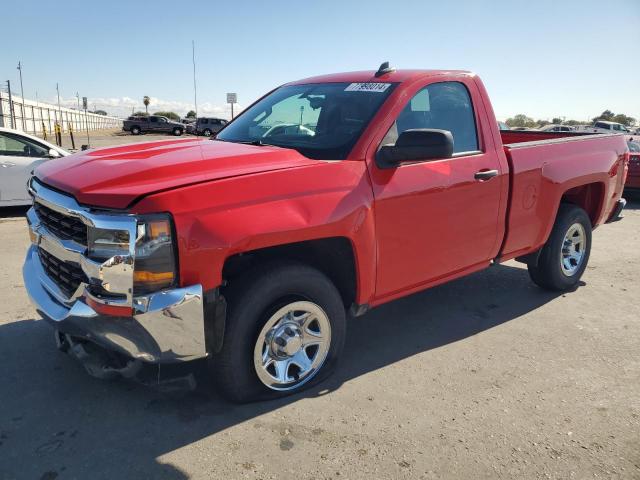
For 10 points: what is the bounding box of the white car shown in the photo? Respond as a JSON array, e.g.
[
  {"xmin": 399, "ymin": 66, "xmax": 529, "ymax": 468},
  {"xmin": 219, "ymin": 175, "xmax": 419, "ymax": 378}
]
[{"xmin": 0, "ymin": 127, "xmax": 69, "ymax": 206}]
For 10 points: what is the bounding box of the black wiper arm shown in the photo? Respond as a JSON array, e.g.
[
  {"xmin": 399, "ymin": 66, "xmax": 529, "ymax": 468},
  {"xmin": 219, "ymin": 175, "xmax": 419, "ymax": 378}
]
[
  {"xmin": 214, "ymin": 138, "xmax": 274, "ymax": 147},
  {"xmin": 244, "ymin": 139, "xmax": 268, "ymax": 146}
]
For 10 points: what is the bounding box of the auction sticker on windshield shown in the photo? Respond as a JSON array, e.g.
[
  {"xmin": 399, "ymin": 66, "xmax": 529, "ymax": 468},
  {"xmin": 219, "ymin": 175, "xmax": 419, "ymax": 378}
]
[{"xmin": 344, "ymin": 83, "xmax": 391, "ymax": 93}]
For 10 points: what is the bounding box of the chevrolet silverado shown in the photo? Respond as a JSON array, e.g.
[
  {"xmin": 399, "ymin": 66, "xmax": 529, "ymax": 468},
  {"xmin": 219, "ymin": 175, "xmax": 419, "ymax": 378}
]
[{"xmin": 23, "ymin": 64, "xmax": 629, "ymax": 402}]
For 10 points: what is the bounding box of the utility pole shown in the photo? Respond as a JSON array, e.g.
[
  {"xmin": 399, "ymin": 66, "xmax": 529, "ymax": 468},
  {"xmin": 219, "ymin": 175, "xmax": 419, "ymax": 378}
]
[
  {"xmin": 83, "ymin": 96, "xmax": 90, "ymax": 147},
  {"xmin": 7, "ymin": 80, "xmax": 16, "ymax": 129},
  {"xmin": 17, "ymin": 61, "xmax": 25, "ymax": 130},
  {"xmin": 192, "ymin": 40, "xmax": 198, "ymax": 118}
]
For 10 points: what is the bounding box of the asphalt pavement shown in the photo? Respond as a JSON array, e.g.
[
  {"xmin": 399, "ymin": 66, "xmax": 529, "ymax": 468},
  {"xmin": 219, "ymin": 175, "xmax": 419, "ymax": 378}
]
[{"xmin": 0, "ymin": 132, "xmax": 638, "ymax": 479}]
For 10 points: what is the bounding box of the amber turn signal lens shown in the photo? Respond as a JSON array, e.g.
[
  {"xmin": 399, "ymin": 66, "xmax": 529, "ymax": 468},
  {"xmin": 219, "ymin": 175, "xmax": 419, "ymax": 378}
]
[
  {"xmin": 133, "ymin": 270, "xmax": 174, "ymax": 288},
  {"xmin": 149, "ymin": 220, "xmax": 171, "ymax": 238}
]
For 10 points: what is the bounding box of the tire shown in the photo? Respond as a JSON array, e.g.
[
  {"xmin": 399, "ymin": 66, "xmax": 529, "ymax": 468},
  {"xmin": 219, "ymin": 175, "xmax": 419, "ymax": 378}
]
[
  {"xmin": 210, "ymin": 262, "xmax": 346, "ymax": 403},
  {"xmin": 131, "ymin": 126, "xmax": 141, "ymax": 135},
  {"xmin": 173, "ymin": 127, "xmax": 183, "ymax": 136},
  {"xmin": 203, "ymin": 129, "xmax": 212, "ymax": 137},
  {"xmin": 528, "ymin": 204, "xmax": 592, "ymax": 291}
]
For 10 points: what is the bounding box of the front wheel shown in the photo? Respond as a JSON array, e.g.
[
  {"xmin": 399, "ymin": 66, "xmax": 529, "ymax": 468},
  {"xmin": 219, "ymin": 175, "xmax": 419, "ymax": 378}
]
[
  {"xmin": 210, "ymin": 263, "xmax": 346, "ymax": 403},
  {"xmin": 528, "ymin": 204, "xmax": 592, "ymax": 291},
  {"xmin": 131, "ymin": 126, "xmax": 141, "ymax": 135},
  {"xmin": 202, "ymin": 128, "xmax": 212, "ymax": 137},
  {"xmin": 173, "ymin": 127, "xmax": 184, "ymax": 136}
]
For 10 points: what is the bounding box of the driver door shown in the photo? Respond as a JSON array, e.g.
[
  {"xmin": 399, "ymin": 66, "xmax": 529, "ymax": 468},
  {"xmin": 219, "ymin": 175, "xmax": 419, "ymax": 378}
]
[
  {"xmin": 0, "ymin": 131, "xmax": 50, "ymax": 203},
  {"xmin": 368, "ymin": 79, "xmax": 507, "ymax": 299}
]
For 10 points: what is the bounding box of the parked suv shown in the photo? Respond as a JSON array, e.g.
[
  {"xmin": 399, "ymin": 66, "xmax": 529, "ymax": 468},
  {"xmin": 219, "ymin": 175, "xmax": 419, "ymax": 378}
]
[
  {"xmin": 187, "ymin": 117, "xmax": 228, "ymax": 136},
  {"xmin": 123, "ymin": 115, "xmax": 185, "ymax": 136}
]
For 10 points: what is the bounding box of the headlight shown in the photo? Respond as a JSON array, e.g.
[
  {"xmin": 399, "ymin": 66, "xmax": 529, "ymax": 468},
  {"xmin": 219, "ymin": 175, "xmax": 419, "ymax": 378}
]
[
  {"xmin": 87, "ymin": 213, "xmax": 177, "ymax": 296},
  {"xmin": 133, "ymin": 214, "xmax": 177, "ymax": 294},
  {"xmin": 88, "ymin": 228, "xmax": 130, "ymax": 259}
]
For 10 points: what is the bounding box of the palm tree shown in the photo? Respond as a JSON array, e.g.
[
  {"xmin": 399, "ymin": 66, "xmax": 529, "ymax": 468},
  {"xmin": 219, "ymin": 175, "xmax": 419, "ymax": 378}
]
[{"xmin": 143, "ymin": 96, "xmax": 150, "ymax": 114}]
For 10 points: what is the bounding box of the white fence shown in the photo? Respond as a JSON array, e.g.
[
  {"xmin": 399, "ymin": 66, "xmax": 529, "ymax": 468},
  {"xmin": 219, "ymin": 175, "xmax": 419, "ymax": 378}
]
[{"xmin": 0, "ymin": 92, "xmax": 122, "ymax": 136}]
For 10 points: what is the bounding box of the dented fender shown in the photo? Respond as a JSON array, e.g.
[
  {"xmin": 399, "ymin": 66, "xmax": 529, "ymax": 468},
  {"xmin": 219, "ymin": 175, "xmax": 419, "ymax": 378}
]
[{"xmin": 132, "ymin": 160, "xmax": 377, "ymax": 305}]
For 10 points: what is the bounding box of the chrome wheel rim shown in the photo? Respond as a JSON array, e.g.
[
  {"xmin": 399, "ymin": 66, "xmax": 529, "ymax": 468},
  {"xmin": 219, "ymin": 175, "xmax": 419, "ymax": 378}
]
[
  {"xmin": 253, "ymin": 301, "xmax": 331, "ymax": 391},
  {"xmin": 561, "ymin": 223, "xmax": 586, "ymax": 276}
]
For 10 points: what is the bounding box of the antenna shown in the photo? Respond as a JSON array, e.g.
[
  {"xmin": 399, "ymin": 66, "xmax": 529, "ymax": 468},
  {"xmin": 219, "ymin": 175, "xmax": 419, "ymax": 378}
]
[{"xmin": 375, "ymin": 61, "xmax": 396, "ymax": 77}]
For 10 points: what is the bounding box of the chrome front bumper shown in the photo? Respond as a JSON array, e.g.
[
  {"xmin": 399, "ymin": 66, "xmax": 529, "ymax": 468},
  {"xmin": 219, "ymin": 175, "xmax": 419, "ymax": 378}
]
[{"xmin": 23, "ymin": 244, "xmax": 207, "ymax": 363}]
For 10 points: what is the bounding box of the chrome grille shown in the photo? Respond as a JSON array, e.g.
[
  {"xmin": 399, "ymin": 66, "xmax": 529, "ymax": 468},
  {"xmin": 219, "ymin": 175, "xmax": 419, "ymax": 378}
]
[
  {"xmin": 38, "ymin": 247, "xmax": 88, "ymax": 298},
  {"xmin": 34, "ymin": 202, "xmax": 88, "ymax": 245}
]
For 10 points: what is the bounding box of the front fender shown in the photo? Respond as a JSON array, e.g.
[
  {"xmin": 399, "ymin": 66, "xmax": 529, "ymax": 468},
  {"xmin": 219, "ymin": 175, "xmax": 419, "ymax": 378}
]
[{"xmin": 132, "ymin": 161, "xmax": 377, "ymax": 305}]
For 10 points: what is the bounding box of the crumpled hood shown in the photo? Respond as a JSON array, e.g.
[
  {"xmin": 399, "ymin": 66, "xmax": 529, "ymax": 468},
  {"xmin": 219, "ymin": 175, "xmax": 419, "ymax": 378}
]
[{"xmin": 35, "ymin": 138, "xmax": 317, "ymax": 209}]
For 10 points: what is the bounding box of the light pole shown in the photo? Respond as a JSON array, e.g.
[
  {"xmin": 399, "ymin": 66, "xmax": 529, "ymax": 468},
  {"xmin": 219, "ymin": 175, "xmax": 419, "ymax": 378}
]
[
  {"xmin": 56, "ymin": 83, "xmax": 62, "ymax": 130},
  {"xmin": 75, "ymin": 92, "xmax": 81, "ymax": 135},
  {"xmin": 17, "ymin": 61, "xmax": 25, "ymax": 130},
  {"xmin": 192, "ymin": 40, "xmax": 198, "ymax": 119}
]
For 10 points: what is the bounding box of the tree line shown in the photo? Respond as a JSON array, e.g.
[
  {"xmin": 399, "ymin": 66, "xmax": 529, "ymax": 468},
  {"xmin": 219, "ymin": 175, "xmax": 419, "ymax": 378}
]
[{"xmin": 506, "ymin": 110, "xmax": 637, "ymax": 128}]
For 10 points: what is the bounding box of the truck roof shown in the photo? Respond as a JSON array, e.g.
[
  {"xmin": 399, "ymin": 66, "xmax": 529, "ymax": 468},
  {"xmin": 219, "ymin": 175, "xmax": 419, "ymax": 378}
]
[{"xmin": 287, "ymin": 69, "xmax": 475, "ymax": 86}]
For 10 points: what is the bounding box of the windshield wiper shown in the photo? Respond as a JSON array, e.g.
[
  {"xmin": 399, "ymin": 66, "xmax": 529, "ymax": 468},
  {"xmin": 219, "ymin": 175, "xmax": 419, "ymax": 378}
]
[
  {"xmin": 241, "ymin": 139, "xmax": 269, "ymax": 146},
  {"xmin": 214, "ymin": 137, "xmax": 281, "ymax": 147}
]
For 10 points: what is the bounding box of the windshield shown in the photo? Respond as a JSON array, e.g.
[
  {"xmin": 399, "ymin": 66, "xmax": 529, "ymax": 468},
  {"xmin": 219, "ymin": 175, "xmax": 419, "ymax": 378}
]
[{"xmin": 216, "ymin": 82, "xmax": 397, "ymax": 160}]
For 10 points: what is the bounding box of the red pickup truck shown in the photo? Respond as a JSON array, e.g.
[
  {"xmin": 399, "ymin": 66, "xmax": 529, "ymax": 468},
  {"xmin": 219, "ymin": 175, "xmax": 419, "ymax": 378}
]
[{"xmin": 23, "ymin": 64, "xmax": 629, "ymax": 402}]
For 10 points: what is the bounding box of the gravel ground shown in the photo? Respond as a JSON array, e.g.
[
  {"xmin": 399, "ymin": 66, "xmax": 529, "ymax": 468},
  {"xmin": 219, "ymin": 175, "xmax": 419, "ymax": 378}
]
[{"xmin": 0, "ymin": 138, "xmax": 638, "ymax": 478}]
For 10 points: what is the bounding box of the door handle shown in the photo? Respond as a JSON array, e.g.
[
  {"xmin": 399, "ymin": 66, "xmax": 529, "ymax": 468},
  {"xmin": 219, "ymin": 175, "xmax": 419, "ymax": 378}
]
[{"xmin": 474, "ymin": 169, "xmax": 499, "ymax": 181}]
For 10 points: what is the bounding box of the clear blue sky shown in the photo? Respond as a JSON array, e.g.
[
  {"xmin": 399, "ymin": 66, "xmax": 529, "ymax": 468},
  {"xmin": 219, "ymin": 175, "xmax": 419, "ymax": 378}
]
[{"xmin": 2, "ymin": 0, "xmax": 639, "ymax": 121}]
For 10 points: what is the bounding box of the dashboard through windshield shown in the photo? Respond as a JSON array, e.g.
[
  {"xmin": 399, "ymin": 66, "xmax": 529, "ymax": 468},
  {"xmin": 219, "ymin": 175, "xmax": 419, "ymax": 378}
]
[{"xmin": 216, "ymin": 82, "xmax": 397, "ymax": 160}]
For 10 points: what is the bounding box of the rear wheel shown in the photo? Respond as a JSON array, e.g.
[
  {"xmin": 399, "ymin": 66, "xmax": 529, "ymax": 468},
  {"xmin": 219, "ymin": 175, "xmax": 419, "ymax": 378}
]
[
  {"xmin": 131, "ymin": 126, "xmax": 141, "ymax": 135},
  {"xmin": 528, "ymin": 204, "xmax": 592, "ymax": 291},
  {"xmin": 210, "ymin": 263, "xmax": 346, "ymax": 403}
]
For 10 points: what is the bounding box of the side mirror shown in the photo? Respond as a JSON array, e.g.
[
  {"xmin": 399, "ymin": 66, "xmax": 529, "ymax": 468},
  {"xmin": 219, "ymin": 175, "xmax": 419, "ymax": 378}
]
[
  {"xmin": 48, "ymin": 148, "xmax": 61, "ymax": 159},
  {"xmin": 376, "ymin": 129, "xmax": 454, "ymax": 168}
]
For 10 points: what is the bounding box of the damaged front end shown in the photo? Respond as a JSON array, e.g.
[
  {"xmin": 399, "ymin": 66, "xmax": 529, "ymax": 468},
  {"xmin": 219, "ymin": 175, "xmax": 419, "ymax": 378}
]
[{"xmin": 23, "ymin": 179, "xmax": 212, "ymax": 390}]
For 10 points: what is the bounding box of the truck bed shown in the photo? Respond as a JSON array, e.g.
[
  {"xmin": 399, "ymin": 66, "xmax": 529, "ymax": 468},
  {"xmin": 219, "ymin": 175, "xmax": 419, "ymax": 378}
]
[
  {"xmin": 498, "ymin": 131, "xmax": 628, "ymax": 262},
  {"xmin": 500, "ymin": 130, "xmax": 591, "ymax": 145}
]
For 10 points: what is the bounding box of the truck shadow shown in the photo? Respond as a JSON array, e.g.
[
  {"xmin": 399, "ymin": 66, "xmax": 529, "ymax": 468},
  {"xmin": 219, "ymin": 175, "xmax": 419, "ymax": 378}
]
[
  {"xmin": 0, "ymin": 206, "xmax": 29, "ymax": 219},
  {"xmin": 623, "ymin": 196, "xmax": 640, "ymax": 209},
  {"xmin": 0, "ymin": 263, "xmax": 569, "ymax": 479}
]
